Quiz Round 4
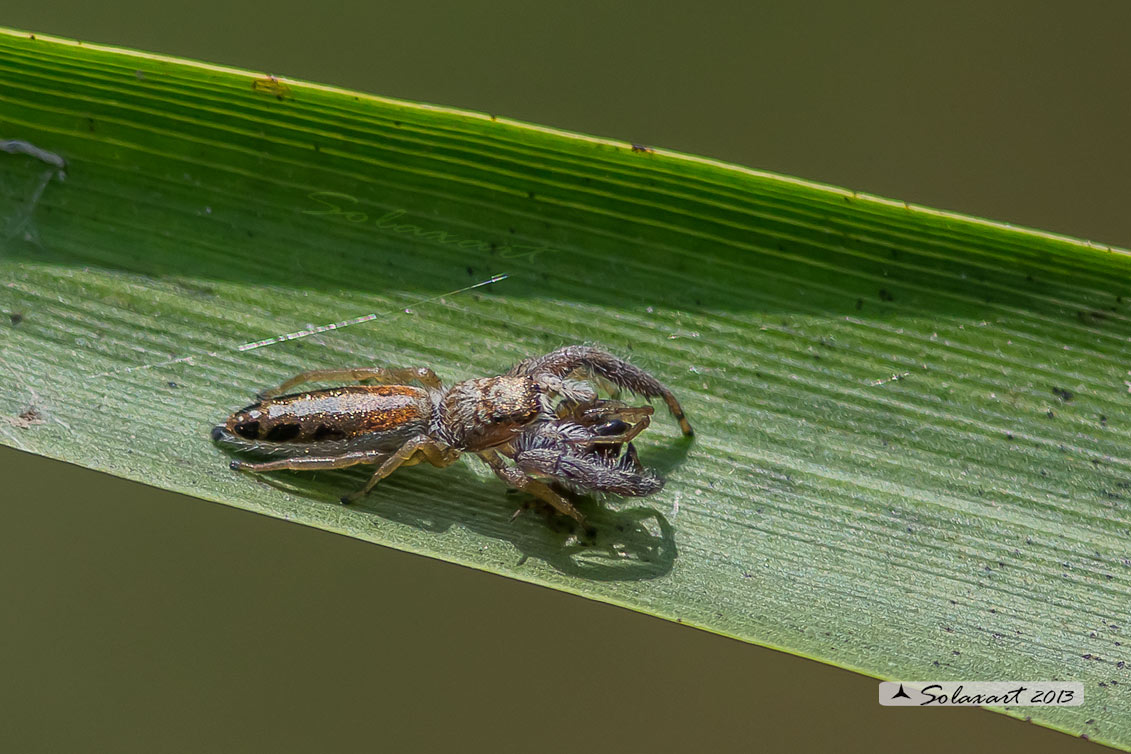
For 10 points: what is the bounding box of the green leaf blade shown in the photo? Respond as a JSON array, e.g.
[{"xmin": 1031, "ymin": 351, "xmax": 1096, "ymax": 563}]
[{"xmin": 1, "ymin": 28, "xmax": 1128, "ymax": 748}]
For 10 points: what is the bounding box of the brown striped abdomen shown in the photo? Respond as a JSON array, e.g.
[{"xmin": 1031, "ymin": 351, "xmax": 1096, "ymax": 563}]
[{"xmin": 225, "ymin": 385, "xmax": 430, "ymax": 444}]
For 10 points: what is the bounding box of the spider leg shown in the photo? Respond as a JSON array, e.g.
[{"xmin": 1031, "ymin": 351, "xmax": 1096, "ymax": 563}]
[
  {"xmin": 342, "ymin": 435, "xmax": 460, "ymax": 503},
  {"xmin": 476, "ymin": 449, "xmax": 587, "ymax": 525},
  {"xmin": 510, "ymin": 437, "xmax": 664, "ymax": 498},
  {"xmin": 508, "ymin": 346, "xmax": 692, "ymax": 436},
  {"xmin": 230, "ymin": 448, "xmax": 390, "ymax": 473},
  {"xmin": 259, "ymin": 366, "xmax": 442, "ymax": 399}
]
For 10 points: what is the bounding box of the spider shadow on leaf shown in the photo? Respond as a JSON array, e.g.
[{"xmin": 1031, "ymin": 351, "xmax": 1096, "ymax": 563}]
[
  {"xmin": 504, "ymin": 491, "xmax": 677, "ymax": 581},
  {"xmin": 240, "ymin": 436, "xmax": 688, "ymax": 582}
]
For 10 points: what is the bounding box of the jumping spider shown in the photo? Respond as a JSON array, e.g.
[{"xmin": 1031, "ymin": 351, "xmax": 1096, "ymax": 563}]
[{"xmin": 212, "ymin": 346, "xmax": 692, "ymax": 526}]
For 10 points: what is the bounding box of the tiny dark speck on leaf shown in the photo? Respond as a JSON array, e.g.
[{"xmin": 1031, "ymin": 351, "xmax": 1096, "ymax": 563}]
[
  {"xmin": 1052, "ymin": 386, "xmax": 1074, "ymax": 402},
  {"xmin": 8, "ymin": 407, "xmax": 45, "ymax": 429},
  {"xmin": 466, "ymin": 266, "xmax": 474, "ymax": 276},
  {"xmin": 878, "ymin": 289, "xmax": 894, "ymax": 302},
  {"xmin": 8, "ymin": 312, "xmax": 22, "ymax": 325},
  {"xmin": 167, "ymin": 381, "xmax": 179, "ymax": 388}
]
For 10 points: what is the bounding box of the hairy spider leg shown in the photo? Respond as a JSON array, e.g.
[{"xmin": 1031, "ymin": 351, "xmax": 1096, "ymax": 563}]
[
  {"xmin": 259, "ymin": 366, "xmax": 442, "ymax": 399},
  {"xmin": 509, "ymin": 438, "xmax": 664, "ymax": 498},
  {"xmin": 341, "ymin": 435, "xmax": 461, "ymax": 503},
  {"xmin": 508, "ymin": 346, "xmax": 693, "ymax": 436},
  {"xmin": 476, "ymin": 448, "xmax": 587, "ymax": 526}
]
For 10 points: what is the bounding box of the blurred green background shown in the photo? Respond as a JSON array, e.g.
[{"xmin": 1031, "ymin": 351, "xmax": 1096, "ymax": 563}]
[{"xmin": 1, "ymin": 2, "xmax": 1126, "ymax": 751}]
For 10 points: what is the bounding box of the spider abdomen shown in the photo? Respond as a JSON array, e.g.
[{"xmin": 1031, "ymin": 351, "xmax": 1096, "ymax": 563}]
[{"xmin": 215, "ymin": 385, "xmax": 430, "ymax": 455}]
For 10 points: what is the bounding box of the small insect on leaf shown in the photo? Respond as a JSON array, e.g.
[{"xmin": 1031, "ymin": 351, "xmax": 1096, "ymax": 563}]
[{"xmin": 251, "ymin": 74, "xmax": 291, "ymax": 100}]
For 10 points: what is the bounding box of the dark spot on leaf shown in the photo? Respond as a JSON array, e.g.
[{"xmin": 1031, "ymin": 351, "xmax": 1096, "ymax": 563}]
[
  {"xmin": 8, "ymin": 312, "xmax": 22, "ymax": 325},
  {"xmin": 878, "ymin": 289, "xmax": 894, "ymax": 302},
  {"xmin": 1052, "ymin": 386, "xmax": 1074, "ymax": 402}
]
